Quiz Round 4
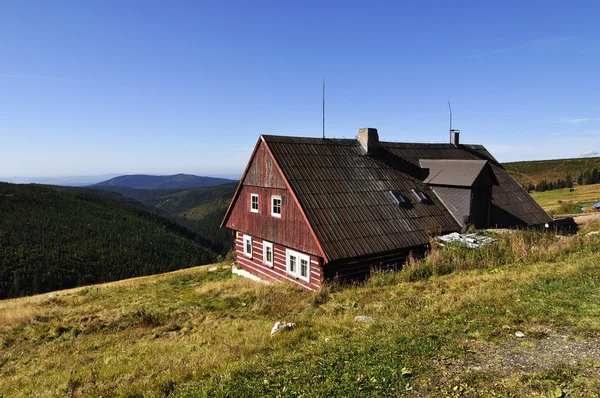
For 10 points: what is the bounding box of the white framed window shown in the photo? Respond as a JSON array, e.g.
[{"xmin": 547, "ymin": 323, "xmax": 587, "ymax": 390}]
[
  {"xmin": 263, "ymin": 241, "xmax": 273, "ymax": 267},
  {"xmin": 250, "ymin": 194, "xmax": 259, "ymax": 213},
  {"xmin": 286, "ymin": 249, "xmax": 310, "ymax": 282},
  {"xmin": 243, "ymin": 235, "xmax": 252, "ymax": 258},
  {"xmin": 271, "ymin": 195, "xmax": 282, "ymax": 217}
]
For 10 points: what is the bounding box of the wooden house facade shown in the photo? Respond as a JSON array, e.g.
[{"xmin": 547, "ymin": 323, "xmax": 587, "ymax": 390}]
[{"xmin": 221, "ymin": 128, "xmax": 552, "ymax": 290}]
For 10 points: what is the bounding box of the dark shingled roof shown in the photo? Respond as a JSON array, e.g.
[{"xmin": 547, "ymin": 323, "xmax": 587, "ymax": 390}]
[{"xmin": 262, "ymin": 135, "xmax": 552, "ymax": 262}]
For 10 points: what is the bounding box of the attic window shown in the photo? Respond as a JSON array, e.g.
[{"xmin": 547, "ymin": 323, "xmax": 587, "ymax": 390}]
[
  {"xmin": 250, "ymin": 194, "xmax": 259, "ymax": 213},
  {"xmin": 411, "ymin": 188, "xmax": 428, "ymax": 203},
  {"xmin": 390, "ymin": 190, "xmax": 408, "ymax": 205},
  {"xmin": 271, "ymin": 196, "xmax": 282, "ymax": 217}
]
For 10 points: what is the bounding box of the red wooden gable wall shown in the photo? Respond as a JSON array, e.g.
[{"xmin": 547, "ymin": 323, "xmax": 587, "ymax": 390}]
[{"xmin": 225, "ymin": 141, "xmax": 322, "ymax": 257}]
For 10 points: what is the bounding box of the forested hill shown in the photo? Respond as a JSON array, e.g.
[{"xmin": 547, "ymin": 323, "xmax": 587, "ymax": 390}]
[
  {"xmin": 0, "ymin": 183, "xmax": 217, "ymax": 299},
  {"xmin": 86, "ymin": 183, "xmax": 238, "ymax": 256},
  {"xmin": 503, "ymin": 156, "xmax": 600, "ymax": 186},
  {"xmin": 91, "ymin": 173, "xmax": 235, "ymax": 190}
]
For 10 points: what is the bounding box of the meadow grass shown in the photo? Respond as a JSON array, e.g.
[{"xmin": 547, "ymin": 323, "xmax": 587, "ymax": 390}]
[
  {"xmin": 1, "ymin": 230, "xmax": 600, "ymax": 397},
  {"xmin": 530, "ymin": 183, "xmax": 600, "ymax": 214}
]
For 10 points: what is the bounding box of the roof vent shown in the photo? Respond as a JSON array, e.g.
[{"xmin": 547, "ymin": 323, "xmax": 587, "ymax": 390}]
[
  {"xmin": 357, "ymin": 128, "xmax": 379, "ymax": 155},
  {"xmin": 450, "ymin": 130, "xmax": 460, "ymax": 146}
]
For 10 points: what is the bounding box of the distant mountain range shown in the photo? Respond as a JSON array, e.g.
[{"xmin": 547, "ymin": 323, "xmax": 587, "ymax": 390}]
[
  {"xmin": 91, "ymin": 173, "xmax": 236, "ymax": 190},
  {"xmin": 1, "ymin": 174, "xmax": 120, "ymax": 186}
]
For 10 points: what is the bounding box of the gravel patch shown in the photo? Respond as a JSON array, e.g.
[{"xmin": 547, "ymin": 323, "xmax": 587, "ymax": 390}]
[{"xmin": 464, "ymin": 328, "xmax": 600, "ymax": 376}]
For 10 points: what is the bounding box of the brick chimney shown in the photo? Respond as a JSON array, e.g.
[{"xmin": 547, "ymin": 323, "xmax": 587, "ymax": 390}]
[{"xmin": 357, "ymin": 128, "xmax": 379, "ymax": 155}]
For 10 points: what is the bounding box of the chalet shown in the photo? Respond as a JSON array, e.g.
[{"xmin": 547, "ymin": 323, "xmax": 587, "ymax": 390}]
[{"xmin": 221, "ymin": 128, "xmax": 551, "ymax": 291}]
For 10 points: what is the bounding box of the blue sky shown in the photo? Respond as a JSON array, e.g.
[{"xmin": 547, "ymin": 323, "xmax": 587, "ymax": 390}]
[{"xmin": 1, "ymin": 0, "xmax": 599, "ymax": 179}]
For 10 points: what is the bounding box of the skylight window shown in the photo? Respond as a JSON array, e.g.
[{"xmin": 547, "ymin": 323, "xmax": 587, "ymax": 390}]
[
  {"xmin": 411, "ymin": 188, "xmax": 428, "ymax": 203},
  {"xmin": 390, "ymin": 190, "xmax": 408, "ymax": 205}
]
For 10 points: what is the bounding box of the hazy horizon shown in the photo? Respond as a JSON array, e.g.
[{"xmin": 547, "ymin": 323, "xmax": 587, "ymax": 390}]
[{"xmin": 0, "ymin": 172, "xmax": 242, "ymax": 186}]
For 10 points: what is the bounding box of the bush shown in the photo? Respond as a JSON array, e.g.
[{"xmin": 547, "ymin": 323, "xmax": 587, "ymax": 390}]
[{"xmin": 367, "ymin": 229, "xmax": 600, "ymax": 286}]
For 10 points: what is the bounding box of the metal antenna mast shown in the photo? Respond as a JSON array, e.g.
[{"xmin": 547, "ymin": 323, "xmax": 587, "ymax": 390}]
[
  {"xmin": 448, "ymin": 99, "xmax": 452, "ymax": 140},
  {"xmin": 448, "ymin": 100, "xmax": 452, "ymax": 132},
  {"xmin": 322, "ymin": 79, "xmax": 325, "ymax": 139}
]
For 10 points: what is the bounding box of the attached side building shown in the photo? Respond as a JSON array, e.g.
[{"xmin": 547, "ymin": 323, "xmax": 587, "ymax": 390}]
[{"xmin": 221, "ymin": 128, "xmax": 551, "ymax": 290}]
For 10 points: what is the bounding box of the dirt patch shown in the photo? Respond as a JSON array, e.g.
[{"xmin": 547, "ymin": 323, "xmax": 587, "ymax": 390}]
[
  {"xmin": 434, "ymin": 328, "xmax": 600, "ymax": 379},
  {"xmin": 469, "ymin": 331, "xmax": 600, "ymax": 376}
]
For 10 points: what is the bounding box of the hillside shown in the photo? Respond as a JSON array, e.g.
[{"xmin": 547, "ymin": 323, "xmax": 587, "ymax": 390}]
[
  {"xmin": 1, "ymin": 229, "xmax": 600, "ymax": 396},
  {"xmin": 92, "ymin": 173, "xmax": 235, "ymax": 190},
  {"xmin": 503, "ymin": 156, "xmax": 600, "ymax": 186},
  {"xmin": 88, "ymin": 183, "xmax": 238, "ymax": 255},
  {"xmin": 0, "ymin": 183, "xmax": 216, "ymax": 299},
  {"xmin": 115, "ymin": 182, "xmax": 237, "ymax": 215}
]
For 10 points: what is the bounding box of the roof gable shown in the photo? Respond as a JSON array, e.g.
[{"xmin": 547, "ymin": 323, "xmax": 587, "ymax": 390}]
[
  {"xmin": 420, "ymin": 159, "xmax": 499, "ymax": 187},
  {"xmin": 221, "ymin": 138, "xmax": 328, "ymax": 260}
]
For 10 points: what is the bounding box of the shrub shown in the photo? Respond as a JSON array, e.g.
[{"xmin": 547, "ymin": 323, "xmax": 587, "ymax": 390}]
[
  {"xmin": 311, "ymin": 285, "xmax": 331, "ymax": 307},
  {"xmin": 367, "ymin": 229, "xmax": 600, "ymax": 286}
]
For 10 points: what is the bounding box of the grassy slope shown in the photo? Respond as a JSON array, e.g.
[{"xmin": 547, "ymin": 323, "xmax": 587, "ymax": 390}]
[
  {"xmin": 530, "ymin": 183, "xmax": 600, "ymax": 214},
  {"xmin": 503, "ymin": 156, "xmax": 600, "ymax": 186},
  {"xmin": 2, "ymin": 232, "xmax": 600, "ymax": 397}
]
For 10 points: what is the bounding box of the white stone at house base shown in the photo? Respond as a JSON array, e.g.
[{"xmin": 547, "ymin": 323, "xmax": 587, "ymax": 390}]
[{"xmin": 232, "ymin": 265, "xmax": 271, "ymax": 284}]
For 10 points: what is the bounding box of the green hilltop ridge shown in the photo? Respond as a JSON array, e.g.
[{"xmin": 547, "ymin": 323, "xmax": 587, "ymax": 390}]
[
  {"xmin": 91, "ymin": 173, "xmax": 236, "ymax": 190},
  {"xmin": 503, "ymin": 156, "xmax": 600, "ymax": 186},
  {"xmin": 0, "ymin": 183, "xmax": 217, "ymax": 299}
]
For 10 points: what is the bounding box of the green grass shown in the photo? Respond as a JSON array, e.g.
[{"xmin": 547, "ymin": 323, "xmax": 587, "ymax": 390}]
[
  {"xmin": 529, "ymin": 184, "xmax": 600, "ymax": 214},
  {"xmin": 503, "ymin": 156, "xmax": 600, "ymax": 186},
  {"xmin": 2, "ymin": 230, "xmax": 600, "ymax": 397}
]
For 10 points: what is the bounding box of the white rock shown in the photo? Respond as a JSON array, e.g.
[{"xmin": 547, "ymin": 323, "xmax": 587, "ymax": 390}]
[
  {"xmin": 270, "ymin": 321, "xmax": 296, "ymax": 337},
  {"xmin": 354, "ymin": 315, "xmax": 376, "ymax": 323},
  {"xmin": 208, "ymin": 266, "xmax": 218, "ymax": 272},
  {"xmin": 515, "ymin": 331, "xmax": 525, "ymax": 338}
]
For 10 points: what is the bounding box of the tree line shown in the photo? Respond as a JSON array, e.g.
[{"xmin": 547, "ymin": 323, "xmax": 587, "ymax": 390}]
[{"xmin": 523, "ymin": 168, "xmax": 599, "ymax": 192}]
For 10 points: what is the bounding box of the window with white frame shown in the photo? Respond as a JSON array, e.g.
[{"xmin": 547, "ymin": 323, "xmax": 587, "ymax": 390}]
[
  {"xmin": 299, "ymin": 257, "xmax": 309, "ymax": 280},
  {"xmin": 271, "ymin": 195, "xmax": 282, "ymax": 217},
  {"xmin": 263, "ymin": 241, "xmax": 273, "ymax": 267},
  {"xmin": 286, "ymin": 249, "xmax": 310, "ymax": 282},
  {"xmin": 250, "ymin": 193, "xmax": 259, "ymax": 213},
  {"xmin": 243, "ymin": 235, "xmax": 252, "ymax": 258}
]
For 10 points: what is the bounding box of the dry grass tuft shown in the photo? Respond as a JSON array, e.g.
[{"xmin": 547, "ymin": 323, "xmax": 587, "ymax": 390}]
[
  {"xmin": 196, "ymin": 276, "xmax": 312, "ymax": 315},
  {"xmin": 369, "ymin": 229, "xmax": 600, "ymax": 286}
]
